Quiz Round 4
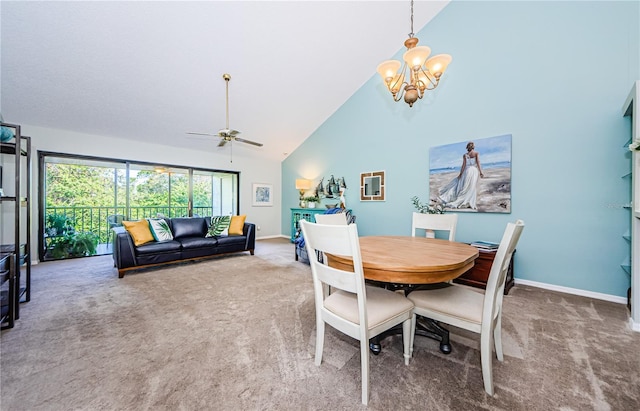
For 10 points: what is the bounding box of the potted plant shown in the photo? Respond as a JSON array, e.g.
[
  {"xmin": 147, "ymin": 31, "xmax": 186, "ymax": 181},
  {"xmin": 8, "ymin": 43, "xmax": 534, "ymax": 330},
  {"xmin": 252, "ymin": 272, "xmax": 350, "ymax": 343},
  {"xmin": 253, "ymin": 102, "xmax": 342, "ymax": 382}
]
[
  {"xmin": 45, "ymin": 214, "xmax": 99, "ymax": 259},
  {"xmin": 411, "ymin": 196, "xmax": 445, "ymax": 214},
  {"xmin": 48, "ymin": 231, "xmax": 99, "ymax": 259},
  {"xmin": 45, "ymin": 213, "xmax": 74, "ymax": 237},
  {"xmin": 304, "ymin": 196, "xmax": 321, "ymax": 209}
]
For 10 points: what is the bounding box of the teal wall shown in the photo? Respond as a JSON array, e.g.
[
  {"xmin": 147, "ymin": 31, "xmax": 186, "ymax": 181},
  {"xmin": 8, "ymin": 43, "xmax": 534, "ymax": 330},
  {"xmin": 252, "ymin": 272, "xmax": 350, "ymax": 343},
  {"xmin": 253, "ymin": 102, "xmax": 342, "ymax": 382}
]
[{"xmin": 282, "ymin": 1, "xmax": 640, "ymax": 297}]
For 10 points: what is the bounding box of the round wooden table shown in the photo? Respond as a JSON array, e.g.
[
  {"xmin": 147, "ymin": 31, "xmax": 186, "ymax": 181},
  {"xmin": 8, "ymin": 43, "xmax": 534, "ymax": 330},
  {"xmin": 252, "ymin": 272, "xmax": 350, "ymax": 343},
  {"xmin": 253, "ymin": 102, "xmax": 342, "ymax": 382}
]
[
  {"xmin": 326, "ymin": 235, "xmax": 479, "ymax": 354},
  {"xmin": 326, "ymin": 236, "xmax": 479, "ymax": 284}
]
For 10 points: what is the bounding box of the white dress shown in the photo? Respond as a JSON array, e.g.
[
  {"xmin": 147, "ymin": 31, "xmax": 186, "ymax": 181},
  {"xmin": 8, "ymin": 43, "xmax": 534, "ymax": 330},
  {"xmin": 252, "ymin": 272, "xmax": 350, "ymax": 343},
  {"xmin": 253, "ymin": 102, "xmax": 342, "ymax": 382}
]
[{"xmin": 438, "ymin": 154, "xmax": 480, "ymax": 209}]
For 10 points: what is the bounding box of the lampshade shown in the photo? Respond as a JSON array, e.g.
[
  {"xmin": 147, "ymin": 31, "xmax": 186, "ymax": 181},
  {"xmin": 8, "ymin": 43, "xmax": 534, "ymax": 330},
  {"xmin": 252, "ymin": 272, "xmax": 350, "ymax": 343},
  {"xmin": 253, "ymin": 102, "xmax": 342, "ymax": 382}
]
[
  {"xmin": 425, "ymin": 54, "xmax": 452, "ymax": 78},
  {"xmin": 377, "ymin": 60, "xmax": 402, "ymax": 82},
  {"xmin": 403, "ymin": 46, "xmax": 431, "ymax": 69},
  {"xmin": 295, "ymin": 179, "xmax": 311, "ymax": 190}
]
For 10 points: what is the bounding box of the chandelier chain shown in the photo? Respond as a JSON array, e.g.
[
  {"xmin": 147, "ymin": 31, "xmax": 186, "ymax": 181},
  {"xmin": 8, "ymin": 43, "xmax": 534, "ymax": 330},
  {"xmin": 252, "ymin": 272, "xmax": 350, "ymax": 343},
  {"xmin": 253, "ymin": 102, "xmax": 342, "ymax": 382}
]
[{"xmin": 409, "ymin": 0, "xmax": 414, "ymax": 38}]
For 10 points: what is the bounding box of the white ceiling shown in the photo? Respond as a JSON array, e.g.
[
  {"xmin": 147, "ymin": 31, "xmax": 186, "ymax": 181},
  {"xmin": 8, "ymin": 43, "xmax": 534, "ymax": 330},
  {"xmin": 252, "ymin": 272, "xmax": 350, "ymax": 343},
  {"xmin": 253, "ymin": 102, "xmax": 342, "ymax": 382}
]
[{"xmin": 1, "ymin": 1, "xmax": 448, "ymax": 162}]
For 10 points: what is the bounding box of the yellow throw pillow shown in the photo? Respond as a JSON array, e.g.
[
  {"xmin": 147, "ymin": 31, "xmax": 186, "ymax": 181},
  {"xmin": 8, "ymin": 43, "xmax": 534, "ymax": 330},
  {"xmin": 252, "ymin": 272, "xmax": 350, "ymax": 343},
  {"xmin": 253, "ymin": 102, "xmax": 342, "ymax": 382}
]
[
  {"xmin": 122, "ymin": 220, "xmax": 155, "ymax": 246},
  {"xmin": 228, "ymin": 215, "xmax": 246, "ymax": 236}
]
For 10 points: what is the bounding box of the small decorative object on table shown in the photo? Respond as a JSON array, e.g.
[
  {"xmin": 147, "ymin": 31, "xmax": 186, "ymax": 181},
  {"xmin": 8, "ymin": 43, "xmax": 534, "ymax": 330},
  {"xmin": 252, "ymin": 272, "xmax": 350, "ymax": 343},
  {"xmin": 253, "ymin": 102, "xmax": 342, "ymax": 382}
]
[{"xmin": 304, "ymin": 196, "xmax": 320, "ymax": 209}]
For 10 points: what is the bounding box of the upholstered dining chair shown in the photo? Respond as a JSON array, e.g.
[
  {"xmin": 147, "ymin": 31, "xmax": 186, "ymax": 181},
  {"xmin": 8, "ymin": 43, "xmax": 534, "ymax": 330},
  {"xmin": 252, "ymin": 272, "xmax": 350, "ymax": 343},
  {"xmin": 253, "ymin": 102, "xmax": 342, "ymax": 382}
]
[
  {"xmin": 411, "ymin": 212, "xmax": 458, "ymax": 241},
  {"xmin": 407, "ymin": 219, "xmax": 524, "ymax": 396},
  {"xmin": 299, "ymin": 220, "xmax": 415, "ymax": 405},
  {"xmin": 314, "ymin": 213, "xmax": 348, "ymax": 225}
]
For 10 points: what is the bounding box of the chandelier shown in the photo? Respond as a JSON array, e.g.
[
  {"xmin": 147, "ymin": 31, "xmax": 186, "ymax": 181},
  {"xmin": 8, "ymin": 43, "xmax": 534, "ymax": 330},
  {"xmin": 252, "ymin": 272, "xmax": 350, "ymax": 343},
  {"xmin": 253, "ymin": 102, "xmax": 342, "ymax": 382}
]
[{"xmin": 376, "ymin": 0, "xmax": 452, "ymax": 107}]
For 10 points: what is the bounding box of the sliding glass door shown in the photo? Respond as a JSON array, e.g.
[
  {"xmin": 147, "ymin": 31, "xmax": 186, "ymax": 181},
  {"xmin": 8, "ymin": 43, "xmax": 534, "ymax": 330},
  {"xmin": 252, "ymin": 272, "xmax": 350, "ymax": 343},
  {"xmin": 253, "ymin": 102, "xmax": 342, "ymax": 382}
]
[{"xmin": 39, "ymin": 153, "xmax": 239, "ymax": 261}]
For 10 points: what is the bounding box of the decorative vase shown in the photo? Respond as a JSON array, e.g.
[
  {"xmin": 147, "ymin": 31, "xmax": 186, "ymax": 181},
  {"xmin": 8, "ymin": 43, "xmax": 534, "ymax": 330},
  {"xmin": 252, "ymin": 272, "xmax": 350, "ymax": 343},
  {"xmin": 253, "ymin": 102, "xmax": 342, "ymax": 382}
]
[{"xmin": 308, "ymin": 202, "xmax": 316, "ymax": 209}]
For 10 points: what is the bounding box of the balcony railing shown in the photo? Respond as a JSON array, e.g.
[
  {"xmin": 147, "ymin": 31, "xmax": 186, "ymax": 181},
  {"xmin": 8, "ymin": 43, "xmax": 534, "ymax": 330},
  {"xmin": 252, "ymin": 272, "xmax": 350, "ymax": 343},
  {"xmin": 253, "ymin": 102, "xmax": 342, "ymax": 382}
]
[{"xmin": 45, "ymin": 205, "xmax": 214, "ymax": 246}]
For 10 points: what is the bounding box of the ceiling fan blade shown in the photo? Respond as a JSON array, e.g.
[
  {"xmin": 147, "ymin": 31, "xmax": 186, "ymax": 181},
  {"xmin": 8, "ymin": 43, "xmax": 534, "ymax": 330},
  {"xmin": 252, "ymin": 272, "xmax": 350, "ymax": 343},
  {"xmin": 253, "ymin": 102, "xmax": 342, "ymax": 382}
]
[
  {"xmin": 187, "ymin": 132, "xmax": 217, "ymax": 137},
  {"xmin": 218, "ymin": 139, "xmax": 228, "ymax": 147},
  {"xmin": 234, "ymin": 137, "xmax": 263, "ymax": 147},
  {"xmin": 228, "ymin": 129, "xmax": 241, "ymax": 136}
]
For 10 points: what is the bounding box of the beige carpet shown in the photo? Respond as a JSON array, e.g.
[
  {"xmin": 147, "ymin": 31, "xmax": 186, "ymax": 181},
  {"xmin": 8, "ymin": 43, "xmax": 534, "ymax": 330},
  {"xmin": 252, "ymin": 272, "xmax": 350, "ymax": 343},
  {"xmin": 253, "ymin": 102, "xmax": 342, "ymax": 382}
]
[{"xmin": 1, "ymin": 238, "xmax": 639, "ymax": 410}]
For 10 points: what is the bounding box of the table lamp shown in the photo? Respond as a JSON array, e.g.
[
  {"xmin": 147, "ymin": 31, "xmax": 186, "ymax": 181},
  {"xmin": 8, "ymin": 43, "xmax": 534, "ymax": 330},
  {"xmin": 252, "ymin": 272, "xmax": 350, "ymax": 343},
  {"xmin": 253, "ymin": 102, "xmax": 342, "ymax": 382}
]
[{"xmin": 295, "ymin": 179, "xmax": 311, "ymax": 207}]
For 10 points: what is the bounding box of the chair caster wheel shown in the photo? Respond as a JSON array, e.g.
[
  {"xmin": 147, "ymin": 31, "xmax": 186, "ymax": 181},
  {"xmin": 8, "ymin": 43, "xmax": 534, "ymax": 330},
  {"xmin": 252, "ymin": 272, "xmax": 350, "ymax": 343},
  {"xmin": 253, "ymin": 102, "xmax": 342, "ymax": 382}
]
[
  {"xmin": 440, "ymin": 343, "xmax": 452, "ymax": 354},
  {"xmin": 369, "ymin": 342, "xmax": 381, "ymax": 355}
]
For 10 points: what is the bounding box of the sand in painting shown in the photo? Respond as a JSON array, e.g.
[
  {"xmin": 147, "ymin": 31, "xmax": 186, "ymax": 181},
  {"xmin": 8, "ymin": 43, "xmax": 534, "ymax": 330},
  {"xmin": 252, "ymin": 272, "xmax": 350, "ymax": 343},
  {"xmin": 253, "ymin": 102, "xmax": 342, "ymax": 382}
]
[{"xmin": 429, "ymin": 167, "xmax": 511, "ymax": 213}]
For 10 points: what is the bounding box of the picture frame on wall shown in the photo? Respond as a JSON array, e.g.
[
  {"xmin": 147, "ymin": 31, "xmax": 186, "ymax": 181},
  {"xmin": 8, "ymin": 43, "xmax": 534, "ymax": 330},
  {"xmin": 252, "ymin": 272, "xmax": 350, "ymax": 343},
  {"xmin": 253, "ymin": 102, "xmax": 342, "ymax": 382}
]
[
  {"xmin": 429, "ymin": 134, "xmax": 512, "ymax": 213},
  {"xmin": 252, "ymin": 183, "xmax": 273, "ymax": 206}
]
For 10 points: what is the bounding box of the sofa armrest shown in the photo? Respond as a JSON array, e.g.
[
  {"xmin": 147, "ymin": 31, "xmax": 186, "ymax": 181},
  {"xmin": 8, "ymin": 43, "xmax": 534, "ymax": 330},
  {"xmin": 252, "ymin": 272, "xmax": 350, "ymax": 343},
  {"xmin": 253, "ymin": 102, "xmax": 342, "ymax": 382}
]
[
  {"xmin": 113, "ymin": 226, "xmax": 137, "ymax": 275},
  {"xmin": 243, "ymin": 223, "xmax": 256, "ymax": 253}
]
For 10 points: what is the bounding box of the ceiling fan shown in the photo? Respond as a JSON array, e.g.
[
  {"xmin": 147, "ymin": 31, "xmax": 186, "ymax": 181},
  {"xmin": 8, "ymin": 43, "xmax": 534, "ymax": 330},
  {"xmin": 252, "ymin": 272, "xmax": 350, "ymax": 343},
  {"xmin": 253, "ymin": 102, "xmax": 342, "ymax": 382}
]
[{"xmin": 187, "ymin": 73, "xmax": 263, "ymax": 149}]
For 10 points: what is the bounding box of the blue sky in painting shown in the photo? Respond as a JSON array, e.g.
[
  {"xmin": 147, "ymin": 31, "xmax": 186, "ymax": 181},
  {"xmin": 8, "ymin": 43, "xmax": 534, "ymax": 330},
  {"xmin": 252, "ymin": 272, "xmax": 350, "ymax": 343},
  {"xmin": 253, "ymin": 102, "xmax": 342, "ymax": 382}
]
[{"xmin": 429, "ymin": 134, "xmax": 512, "ymax": 173}]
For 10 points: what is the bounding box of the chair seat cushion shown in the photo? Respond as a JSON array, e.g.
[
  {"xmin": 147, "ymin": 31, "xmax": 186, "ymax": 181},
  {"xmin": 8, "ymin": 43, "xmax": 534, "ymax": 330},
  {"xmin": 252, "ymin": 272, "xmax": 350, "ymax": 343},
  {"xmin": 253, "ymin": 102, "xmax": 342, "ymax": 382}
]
[
  {"xmin": 324, "ymin": 285, "xmax": 414, "ymax": 329},
  {"xmin": 407, "ymin": 284, "xmax": 484, "ymax": 325}
]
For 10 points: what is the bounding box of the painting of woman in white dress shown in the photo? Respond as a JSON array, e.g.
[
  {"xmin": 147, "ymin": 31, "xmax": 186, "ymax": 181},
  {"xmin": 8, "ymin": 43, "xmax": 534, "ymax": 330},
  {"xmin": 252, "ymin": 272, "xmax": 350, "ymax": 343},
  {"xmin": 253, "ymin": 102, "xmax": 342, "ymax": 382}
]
[{"xmin": 429, "ymin": 134, "xmax": 511, "ymax": 213}]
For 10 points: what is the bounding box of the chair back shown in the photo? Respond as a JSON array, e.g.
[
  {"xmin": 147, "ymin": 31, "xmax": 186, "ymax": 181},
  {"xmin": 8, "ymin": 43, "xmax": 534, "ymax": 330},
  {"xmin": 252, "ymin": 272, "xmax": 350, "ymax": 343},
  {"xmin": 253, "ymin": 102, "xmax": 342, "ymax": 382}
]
[
  {"xmin": 411, "ymin": 212, "xmax": 458, "ymax": 241},
  {"xmin": 299, "ymin": 220, "xmax": 367, "ymax": 338},
  {"xmin": 107, "ymin": 214, "xmax": 125, "ymax": 228},
  {"xmin": 314, "ymin": 213, "xmax": 348, "ymax": 225},
  {"xmin": 482, "ymin": 220, "xmax": 525, "ymax": 330}
]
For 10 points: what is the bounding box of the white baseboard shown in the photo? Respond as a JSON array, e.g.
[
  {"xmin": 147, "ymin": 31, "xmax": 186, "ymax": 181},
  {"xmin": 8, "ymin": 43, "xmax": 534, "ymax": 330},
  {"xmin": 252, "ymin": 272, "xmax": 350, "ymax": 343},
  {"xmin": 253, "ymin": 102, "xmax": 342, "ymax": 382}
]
[
  {"xmin": 514, "ymin": 278, "xmax": 627, "ymax": 305},
  {"xmin": 256, "ymin": 234, "xmax": 291, "ymax": 240},
  {"xmin": 629, "ymin": 317, "xmax": 640, "ymax": 332}
]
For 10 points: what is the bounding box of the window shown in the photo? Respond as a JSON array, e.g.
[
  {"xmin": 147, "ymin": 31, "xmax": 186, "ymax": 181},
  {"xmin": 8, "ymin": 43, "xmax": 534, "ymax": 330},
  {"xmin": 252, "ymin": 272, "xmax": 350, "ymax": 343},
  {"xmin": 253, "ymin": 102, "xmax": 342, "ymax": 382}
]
[{"xmin": 39, "ymin": 153, "xmax": 239, "ymax": 260}]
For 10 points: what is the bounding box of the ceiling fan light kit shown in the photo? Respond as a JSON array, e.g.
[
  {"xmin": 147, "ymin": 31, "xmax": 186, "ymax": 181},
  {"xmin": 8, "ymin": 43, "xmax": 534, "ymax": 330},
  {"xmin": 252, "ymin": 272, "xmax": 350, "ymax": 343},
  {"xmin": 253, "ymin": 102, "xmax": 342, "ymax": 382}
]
[{"xmin": 377, "ymin": 0, "xmax": 452, "ymax": 107}]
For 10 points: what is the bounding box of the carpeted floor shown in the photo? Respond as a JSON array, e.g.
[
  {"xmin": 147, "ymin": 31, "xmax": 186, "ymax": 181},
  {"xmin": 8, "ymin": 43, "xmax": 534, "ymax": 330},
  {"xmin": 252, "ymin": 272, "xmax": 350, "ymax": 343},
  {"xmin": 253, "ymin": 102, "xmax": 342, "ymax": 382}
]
[{"xmin": 1, "ymin": 238, "xmax": 639, "ymax": 410}]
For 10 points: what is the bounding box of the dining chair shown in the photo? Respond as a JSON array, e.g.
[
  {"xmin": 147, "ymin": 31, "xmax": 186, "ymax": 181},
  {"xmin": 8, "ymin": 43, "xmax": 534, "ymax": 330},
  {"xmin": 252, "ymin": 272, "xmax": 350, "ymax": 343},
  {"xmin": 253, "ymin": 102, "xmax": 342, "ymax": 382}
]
[
  {"xmin": 407, "ymin": 219, "xmax": 524, "ymax": 396},
  {"xmin": 411, "ymin": 212, "xmax": 458, "ymax": 241},
  {"xmin": 314, "ymin": 213, "xmax": 347, "ymax": 225},
  {"xmin": 299, "ymin": 219, "xmax": 415, "ymax": 405}
]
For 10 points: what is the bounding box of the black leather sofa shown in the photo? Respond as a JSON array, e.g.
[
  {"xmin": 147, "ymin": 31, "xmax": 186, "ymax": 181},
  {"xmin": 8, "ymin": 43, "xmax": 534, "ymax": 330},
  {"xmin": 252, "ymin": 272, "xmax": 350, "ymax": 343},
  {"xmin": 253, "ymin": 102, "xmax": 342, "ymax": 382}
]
[{"xmin": 112, "ymin": 217, "xmax": 255, "ymax": 277}]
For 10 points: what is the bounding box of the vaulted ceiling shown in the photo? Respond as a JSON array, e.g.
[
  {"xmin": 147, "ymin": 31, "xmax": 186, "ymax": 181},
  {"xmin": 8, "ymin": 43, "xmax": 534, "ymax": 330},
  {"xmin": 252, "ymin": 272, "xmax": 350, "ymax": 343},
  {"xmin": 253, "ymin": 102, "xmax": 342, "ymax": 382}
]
[{"xmin": 1, "ymin": 1, "xmax": 448, "ymax": 162}]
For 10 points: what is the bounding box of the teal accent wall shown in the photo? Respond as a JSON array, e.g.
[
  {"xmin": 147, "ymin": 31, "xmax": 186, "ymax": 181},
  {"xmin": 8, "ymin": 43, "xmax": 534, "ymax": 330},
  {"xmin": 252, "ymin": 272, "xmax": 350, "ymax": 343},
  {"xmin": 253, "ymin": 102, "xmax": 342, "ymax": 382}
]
[{"xmin": 282, "ymin": 1, "xmax": 640, "ymax": 297}]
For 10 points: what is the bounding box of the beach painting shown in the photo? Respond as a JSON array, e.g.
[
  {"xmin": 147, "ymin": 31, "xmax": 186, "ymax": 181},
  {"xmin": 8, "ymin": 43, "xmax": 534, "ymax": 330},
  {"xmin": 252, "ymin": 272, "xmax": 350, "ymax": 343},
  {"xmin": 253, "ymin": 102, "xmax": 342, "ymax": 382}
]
[{"xmin": 429, "ymin": 134, "xmax": 512, "ymax": 213}]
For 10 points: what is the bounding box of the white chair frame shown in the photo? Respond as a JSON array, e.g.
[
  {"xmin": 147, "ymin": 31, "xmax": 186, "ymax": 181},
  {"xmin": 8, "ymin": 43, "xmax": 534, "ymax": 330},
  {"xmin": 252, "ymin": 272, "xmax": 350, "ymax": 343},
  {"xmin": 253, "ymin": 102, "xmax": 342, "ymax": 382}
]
[
  {"xmin": 411, "ymin": 212, "xmax": 458, "ymax": 241},
  {"xmin": 300, "ymin": 220, "xmax": 414, "ymax": 405},
  {"xmin": 408, "ymin": 219, "xmax": 524, "ymax": 395},
  {"xmin": 314, "ymin": 213, "xmax": 347, "ymax": 225}
]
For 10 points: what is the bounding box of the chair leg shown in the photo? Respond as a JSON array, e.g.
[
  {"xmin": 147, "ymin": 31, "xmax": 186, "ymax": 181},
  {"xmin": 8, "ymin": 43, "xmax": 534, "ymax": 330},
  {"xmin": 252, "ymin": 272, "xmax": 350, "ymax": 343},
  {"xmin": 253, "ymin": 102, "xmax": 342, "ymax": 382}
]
[
  {"xmin": 315, "ymin": 319, "xmax": 325, "ymax": 366},
  {"xmin": 360, "ymin": 338, "xmax": 370, "ymax": 405},
  {"xmin": 409, "ymin": 314, "xmax": 416, "ymax": 358},
  {"xmin": 403, "ymin": 318, "xmax": 412, "ymax": 365},
  {"xmin": 480, "ymin": 331, "xmax": 495, "ymax": 396},
  {"xmin": 494, "ymin": 316, "xmax": 504, "ymax": 362}
]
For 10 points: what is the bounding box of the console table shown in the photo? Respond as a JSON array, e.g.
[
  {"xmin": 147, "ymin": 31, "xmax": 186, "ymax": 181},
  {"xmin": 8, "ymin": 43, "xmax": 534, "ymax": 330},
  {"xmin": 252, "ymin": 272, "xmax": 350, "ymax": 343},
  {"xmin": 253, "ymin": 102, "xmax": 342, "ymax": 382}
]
[{"xmin": 290, "ymin": 208, "xmax": 351, "ymax": 242}]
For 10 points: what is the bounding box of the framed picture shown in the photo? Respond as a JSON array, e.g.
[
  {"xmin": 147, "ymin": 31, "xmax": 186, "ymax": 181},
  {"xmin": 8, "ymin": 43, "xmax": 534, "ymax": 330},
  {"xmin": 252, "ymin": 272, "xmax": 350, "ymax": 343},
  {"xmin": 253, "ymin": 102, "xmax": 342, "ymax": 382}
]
[
  {"xmin": 429, "ymin": 134, "xmax": 512, "ymax": 213},
  {"xmin": 252, "ymin": 183, "xmax": 273, "ymax": 207}
]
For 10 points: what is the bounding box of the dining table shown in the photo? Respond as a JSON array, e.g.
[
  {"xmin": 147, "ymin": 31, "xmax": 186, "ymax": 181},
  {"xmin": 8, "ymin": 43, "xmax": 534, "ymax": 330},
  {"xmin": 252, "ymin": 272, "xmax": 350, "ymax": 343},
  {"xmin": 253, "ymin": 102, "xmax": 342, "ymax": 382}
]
[{"xmin": 325, "ymin": 235, "xmax": 479, "ymax": 354}]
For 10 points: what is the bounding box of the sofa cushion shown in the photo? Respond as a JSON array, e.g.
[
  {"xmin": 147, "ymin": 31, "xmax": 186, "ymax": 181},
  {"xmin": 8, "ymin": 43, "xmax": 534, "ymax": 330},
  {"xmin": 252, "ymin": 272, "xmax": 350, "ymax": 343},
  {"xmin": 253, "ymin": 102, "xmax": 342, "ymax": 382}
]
[
  {"xmin": 228, "ymin": 215, "xmax": 246, "ymax": 236},
  {"xmin": 179, "ymin": 237, "xmax": 219, "ymax": 249},
  {"xmin": 147, "ymin": 218, "xmax": 174, "ymax": 241},
  {"xmin": 122, "ymin": 220, "xmax": 155, "ymax": 246},
  {"xmin": 135, "ymin": 240, "xmax": 181, "ymax": 255},
  {"xmin": 171, "ymin": 217, "xmax": 207, "ymax": 239},
  {"xmin": 216, "ymin": 236, "xmax": 247, "ymax": 247},
  {"xmin": 207, "ymin": 215, "xmax": 231, "ymax": 237}
]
